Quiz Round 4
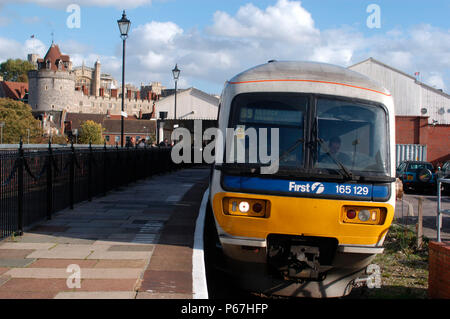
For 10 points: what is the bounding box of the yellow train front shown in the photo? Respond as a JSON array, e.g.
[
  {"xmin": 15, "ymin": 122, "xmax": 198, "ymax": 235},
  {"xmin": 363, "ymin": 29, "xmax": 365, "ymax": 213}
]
[{"xmin": 209, "ymin": 61, "xmax": 397, "ymax": 298}]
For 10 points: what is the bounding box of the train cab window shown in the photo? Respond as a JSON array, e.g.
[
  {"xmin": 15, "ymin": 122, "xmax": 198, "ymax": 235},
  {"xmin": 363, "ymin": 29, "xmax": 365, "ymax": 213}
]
[
  {"xmin": 314, "ymin": 98, "xmax": 389, "ymax": 175},
  {"xmin": 230, "ymin": 93, "xmax": 308, "ymax": 169}
]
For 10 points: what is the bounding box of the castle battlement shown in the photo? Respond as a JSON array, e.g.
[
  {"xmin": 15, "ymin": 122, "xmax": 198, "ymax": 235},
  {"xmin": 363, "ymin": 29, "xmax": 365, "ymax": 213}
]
[{"xmin": 28, "ymin": 43, "xmax": 159, "ymax": 117}]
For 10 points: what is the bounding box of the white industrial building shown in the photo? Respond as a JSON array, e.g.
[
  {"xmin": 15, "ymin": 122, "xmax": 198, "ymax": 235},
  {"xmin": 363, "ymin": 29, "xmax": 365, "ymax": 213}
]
[
  {"xmin": 155, "ymin": 87, "xmax": 219, "ymax": 120},
  {"xmin": 349, "ymin": 58, "xmax": 450, "ymax": 125}
]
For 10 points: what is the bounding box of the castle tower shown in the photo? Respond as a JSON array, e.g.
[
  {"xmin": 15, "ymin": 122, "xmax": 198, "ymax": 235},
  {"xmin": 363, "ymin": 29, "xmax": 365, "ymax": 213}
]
[
  {"xmin": 27, "ymin": 43, "xmax": 75, "ymax": 111},
  {"xmin": 92, "ymin": 59, "xmax": 101, "ymax": 97}
]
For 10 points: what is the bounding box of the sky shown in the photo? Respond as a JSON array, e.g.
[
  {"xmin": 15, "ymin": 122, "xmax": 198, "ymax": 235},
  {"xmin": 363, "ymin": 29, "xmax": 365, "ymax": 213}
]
[{"xmin": 0, "ymin": 0, "xmax": 449, "ymax": 95}]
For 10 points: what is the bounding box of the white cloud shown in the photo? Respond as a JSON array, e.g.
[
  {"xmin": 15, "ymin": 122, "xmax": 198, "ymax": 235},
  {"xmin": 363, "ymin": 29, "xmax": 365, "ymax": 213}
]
[
  {"xmin": 209, "ymin": 0, "xmax": 319, "ymax": 44},
  {"xmin": 425, "ymin": 72, "xmax": 446, "ymax": 91},
  {"xmin": 0, "ymin": 37, "xmax": 46, "ymax": 62}
]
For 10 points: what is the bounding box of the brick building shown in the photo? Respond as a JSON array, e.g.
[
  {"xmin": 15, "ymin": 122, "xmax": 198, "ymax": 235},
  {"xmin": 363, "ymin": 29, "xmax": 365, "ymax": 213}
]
[
  {"xmin": 63, "ymin": 112, "xmax": 157, "ymax": 146},
  {"xmin": 349, "ymin": 58, "xmax": 450, "ymax": 166},
  {"xmin": 0, "ymin": 81, "xmax": 28, "ymax": 103}
]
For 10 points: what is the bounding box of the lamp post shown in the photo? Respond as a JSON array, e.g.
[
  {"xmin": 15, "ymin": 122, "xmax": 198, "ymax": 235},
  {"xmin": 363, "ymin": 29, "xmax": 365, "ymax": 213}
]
[
  {"xmin": 117, "ymin": 10, "xmax": 131, "ymax": 147},
  {"xmin": 172, "ymin": 64, "xmax": 180, "ymax": 120}
]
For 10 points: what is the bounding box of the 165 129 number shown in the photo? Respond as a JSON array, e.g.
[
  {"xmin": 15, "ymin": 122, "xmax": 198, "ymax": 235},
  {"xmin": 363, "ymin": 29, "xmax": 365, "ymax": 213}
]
[{"xmin": 335, "ymin": 185, "xmax": 369, "ymax": 196}]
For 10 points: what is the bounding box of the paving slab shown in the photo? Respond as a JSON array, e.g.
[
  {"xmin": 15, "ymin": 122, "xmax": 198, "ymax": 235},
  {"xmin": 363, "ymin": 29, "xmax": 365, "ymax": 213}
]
[
  {"xmin": 0, "ymin": 259, "xmax": 36, "ymax": 267},
  {"xmin": 0, "ymin": 243, "xmax": 55, "ymax": 250},
  {"xmin": 136, "ymin": 292, "xmax": 192, "ymax": 299},
  {"xmin": 0, "ymin": 291, "xmax": 57, "ymax": 299},
  {"xmin": 54, "ymin": 291, "xmax": 136, "ymax": 299},
  {"xmin": 0, "ymin": 249, "xmax": 36, "ymax": 259},
  {"xmin": 5, "ymin": 268, "xmax": 143, "ymax": 279},
  {"xmin": 28, "ymin": 259, "xmax": 99, "ymax": 268},
  {"xmin": 87, "ymin": 251, "xmax": 153, "ymax": 260}
]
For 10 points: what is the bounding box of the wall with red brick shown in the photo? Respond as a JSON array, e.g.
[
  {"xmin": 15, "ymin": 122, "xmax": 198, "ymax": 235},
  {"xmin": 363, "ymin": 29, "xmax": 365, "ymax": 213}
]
[
  {"xmin": 426, "ymin": 125, "xmax": 450, "ymax": 166},
  {"xmin": 428, "ymin": 241, "xmax": 450, "ymax": 299},
  {"xmin": 396, "ymin": 116, "xmax": 420, "ymax": 144},
  {"xmin": 396, "ymin": 116, "xmax": 450, "ymax": 166}
]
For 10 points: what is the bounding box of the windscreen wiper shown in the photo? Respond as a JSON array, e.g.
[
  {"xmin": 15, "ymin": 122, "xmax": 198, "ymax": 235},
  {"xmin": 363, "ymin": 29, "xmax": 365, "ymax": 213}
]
[
  {"xmin": 268, "ymin": 137, "xmax": 305, "ymax": 169},
  {"xmin": 316, "ymin": 137, "xmax": 355, "ymax": 180}
]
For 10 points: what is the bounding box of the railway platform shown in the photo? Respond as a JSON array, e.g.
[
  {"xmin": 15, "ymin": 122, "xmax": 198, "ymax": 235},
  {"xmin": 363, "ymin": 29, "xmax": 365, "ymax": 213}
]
[{"xmin": 0, "ymin": 168, "xmax": 209, "ymax": 299}]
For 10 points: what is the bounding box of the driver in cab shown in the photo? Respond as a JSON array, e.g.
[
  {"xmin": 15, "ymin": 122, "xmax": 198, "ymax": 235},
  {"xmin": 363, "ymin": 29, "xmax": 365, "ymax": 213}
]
[{"xmin": 320, "ymin": 136, "xmax": 351, "ymax": 165}]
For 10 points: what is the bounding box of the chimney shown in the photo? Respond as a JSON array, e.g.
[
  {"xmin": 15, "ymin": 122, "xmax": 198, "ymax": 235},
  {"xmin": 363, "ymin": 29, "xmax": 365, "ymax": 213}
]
[
  {"xmin": 111, "ymin": 89, "xmax": 118, "ymax": 98},
  {"xmin": 99, "ymin": 87, "xmax": 105, "ymax": 97},
  {"xmin": 136, "ymin": 91, "xmax": 140, "ymax": 100},
  {"xmin": 127, "ymin": 90, "xmax": 132, "ymax": 99},
  {"xmin": 82, "ymin": 85, "xmax": 89, "ymax": 96},
  {"xmin": 151, "ymin": 102, "xmax": 156, "ymax": 119}
]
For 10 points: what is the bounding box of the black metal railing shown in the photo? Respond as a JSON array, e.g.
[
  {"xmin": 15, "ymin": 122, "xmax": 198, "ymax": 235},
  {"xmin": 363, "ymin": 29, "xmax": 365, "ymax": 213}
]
[{"xmin": 0, "ymin": 140, "xmax": 193, "ymax": 239}]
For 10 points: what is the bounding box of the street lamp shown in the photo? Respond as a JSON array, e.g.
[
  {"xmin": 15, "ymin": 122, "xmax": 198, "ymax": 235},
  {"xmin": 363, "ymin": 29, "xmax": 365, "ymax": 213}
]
[
  {"xmin": 172, "ymin": 64, "xmax": 180, "ymax": 120},
  {"xmin": 117, "ymin": 10, "xmax": 131, "ymax": 147}
]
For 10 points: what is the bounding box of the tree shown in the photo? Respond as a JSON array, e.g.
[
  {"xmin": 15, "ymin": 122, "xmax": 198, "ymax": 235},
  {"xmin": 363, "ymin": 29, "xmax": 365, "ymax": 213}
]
[
  {"xmin": 0, "ymin": 98, "xmax": 43, "ymax": 143},
  {"xmin": 0, "ymin": 59, "xmax": 36, "ymax": 83},
  {"xmin": 79, "ymin": 120, "xmax": 104, "ymax": 145}
]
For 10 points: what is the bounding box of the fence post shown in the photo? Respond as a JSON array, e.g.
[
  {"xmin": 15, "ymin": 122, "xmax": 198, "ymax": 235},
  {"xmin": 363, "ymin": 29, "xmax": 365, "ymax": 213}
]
[
  {"xmin": 417, "ymin": 197, "xmax": 423, "ymax": 249},
  {"xmin": 16, "ymin": 138, "xmax": 24, "ymax": 236},
  {"xmin": 88, "ymin": 141, "xmax": 92, "ymax": 202},
  {"xmin": 69, "ymin": 141, "xmax": 75, "ymax": 209},
  {"xmin": 103, "ymin": 141, "xmax": 107, "ymax": 196},
  {"xmin": 46, "ymin": 139, "xmax": 53, "ymax": 220}
]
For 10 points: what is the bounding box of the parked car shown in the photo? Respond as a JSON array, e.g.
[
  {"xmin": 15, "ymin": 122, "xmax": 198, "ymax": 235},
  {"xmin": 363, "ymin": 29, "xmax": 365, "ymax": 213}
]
[
  {"xmin": 437, "ymin": 160, "xmax": 450, "ymax": 194},
  {"xmin": 396, "ymin": 161, "xmax": 437, "ymax": 194}
]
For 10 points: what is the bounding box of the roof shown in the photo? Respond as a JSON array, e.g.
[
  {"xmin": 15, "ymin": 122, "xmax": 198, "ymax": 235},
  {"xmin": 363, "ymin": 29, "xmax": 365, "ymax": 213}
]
[
  {"xmin": 64, "ymin": 113, "xmax": 106, "ymax": 131},
  {"xmin": 41, "ymin": 44, "xmax": 70, "ymax": 71},
  {"xmin": 159, "ymin": 87, "xmax": 219, "ymax": 105},
  {"xmin": 103, "ymin": 119, "xmax": 156, "ymax": 134},
  {"xmin": 63, "ymin": 113, "xmax": 156, "ymax": 134},
  {"xmin": 348, "ymin": 57, "xmax": 450, "ymax": 98},
  {"xmin": 228, "ymin": 60, "xmax": 390, "ymax": 96},
  {"xmin": 0, "ymin": 81, "xmax": 28, "ymax": 100}
]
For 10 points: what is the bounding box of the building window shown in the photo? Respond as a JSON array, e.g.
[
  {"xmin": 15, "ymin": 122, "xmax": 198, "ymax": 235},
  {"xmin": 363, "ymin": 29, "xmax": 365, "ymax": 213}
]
[
  {"xmin": 105, "ymin": 135, "xmax": 110, "ymax": 142},
  {"xmin": 115, "ymin": 136, "xmax": 120, "ymax": 143},
  {"xmin": 45, "ymin": 85, "xmax": 48, "ymax": 90}
]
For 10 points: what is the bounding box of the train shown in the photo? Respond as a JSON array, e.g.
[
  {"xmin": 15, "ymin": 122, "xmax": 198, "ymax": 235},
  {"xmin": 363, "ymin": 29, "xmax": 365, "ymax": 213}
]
[{"xmin": 207, "ymin": 60, "xmax": 397, "ymax": 298}]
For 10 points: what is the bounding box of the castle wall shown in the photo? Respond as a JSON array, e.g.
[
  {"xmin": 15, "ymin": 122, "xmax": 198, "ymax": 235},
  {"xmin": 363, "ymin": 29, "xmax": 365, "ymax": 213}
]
[
  {"xmin": 28, "ymin": 69, "xmax": 76, "ymax": 111},
  {"xmin": 76, "ymin": 93, "xmax": 154, "ymax": 117}
]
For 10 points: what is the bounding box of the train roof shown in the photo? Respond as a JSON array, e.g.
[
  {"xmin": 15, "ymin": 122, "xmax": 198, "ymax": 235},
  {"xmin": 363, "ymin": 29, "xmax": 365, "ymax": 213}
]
[{"xmin": 228, "ymin": 61, "xmax": 390, "ymax": 96}]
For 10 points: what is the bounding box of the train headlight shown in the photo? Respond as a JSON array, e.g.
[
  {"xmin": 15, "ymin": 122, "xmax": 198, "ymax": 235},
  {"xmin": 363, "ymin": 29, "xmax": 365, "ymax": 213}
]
[
  {"xmin": 239, "ymin": 201, "xmax": 250, "ymax": 213},
  {"xmin": 343, "ymin": 206, "xmax": 386, "ymax": 225},
  {"xmin": 358, "ymin": 210, "xmax": 371, "ymax": 222},
  {"xmin": 223, "ymin": 198, "xmax": 269, "ymax": 218}
]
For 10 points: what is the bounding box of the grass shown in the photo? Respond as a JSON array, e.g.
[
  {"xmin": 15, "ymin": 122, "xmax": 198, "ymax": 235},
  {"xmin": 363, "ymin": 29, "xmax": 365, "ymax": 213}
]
[{"xmin": 349, "ymin": 222, "xmax": 429, "ymax": 299}]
